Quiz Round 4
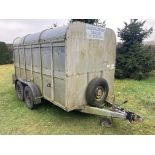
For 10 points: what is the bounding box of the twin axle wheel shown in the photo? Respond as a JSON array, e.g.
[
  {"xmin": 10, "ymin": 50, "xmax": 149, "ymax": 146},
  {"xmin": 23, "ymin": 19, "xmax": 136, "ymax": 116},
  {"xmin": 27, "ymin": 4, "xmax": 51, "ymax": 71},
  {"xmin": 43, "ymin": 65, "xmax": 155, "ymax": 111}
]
[
  {"xmin": 15, "ymin": 77, "xmax": 109, "ymax": 110},
  {"xmin": 15, "ymin": 78, "xmax": 110, "ymax": 127},
  {"xmin": 15, "ymin": 81, "xmax": 35, "ymax": 109}
]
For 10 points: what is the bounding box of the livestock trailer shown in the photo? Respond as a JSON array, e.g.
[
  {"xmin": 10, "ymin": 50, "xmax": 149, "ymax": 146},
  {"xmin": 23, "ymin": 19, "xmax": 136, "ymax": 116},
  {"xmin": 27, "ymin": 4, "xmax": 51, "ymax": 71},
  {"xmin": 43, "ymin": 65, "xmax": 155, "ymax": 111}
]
[{"xmin": 12, "ymin": 21, "xmax": 143, "ymax": 125}]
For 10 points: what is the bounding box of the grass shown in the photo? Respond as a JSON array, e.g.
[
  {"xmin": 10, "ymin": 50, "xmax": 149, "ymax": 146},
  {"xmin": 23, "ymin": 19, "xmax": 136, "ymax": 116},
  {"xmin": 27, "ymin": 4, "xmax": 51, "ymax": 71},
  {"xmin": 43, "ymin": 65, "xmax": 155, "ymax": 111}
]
[{"xmin": 0, "ymin": 64, "xmax": 155, "ymax": 135}]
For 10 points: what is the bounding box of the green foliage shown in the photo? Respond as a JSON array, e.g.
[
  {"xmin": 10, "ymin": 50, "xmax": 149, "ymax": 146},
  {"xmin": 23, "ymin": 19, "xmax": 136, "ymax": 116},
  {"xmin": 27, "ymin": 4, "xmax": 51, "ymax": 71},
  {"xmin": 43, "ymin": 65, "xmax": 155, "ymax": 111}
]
[
  {"xmin": 118, "ymin": 19, "xmax": 153, "ymax": 47},
  {"xmin": 71, "ymin": 19, "xmax": 99, "ymax": 24},
  {"xmin": 116, "ymin": 19, "xmax": 155, "ymax": 80},
  {"xmin": 0, "ymin": 42, "xmax": 12, "ymax": 65},
  {"xmin": 70, "ymin": 19, "xmax": 106, "ymax": 27}
]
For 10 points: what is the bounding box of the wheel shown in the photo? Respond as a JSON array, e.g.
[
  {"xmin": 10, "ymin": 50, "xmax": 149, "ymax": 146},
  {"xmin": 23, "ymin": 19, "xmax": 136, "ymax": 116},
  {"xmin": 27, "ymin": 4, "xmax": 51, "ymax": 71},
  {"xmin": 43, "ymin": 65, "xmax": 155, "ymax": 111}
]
[
  {"xmin": 15, "ymin": 81, "xmax": 24, "ymax": 101},
  {"xmin": 86, "ymin": 78, "xmax": 109, "ymax": 108},
  {"xmin": 24, "ymin": 86, "xmax": 35, "ymax": 109}
]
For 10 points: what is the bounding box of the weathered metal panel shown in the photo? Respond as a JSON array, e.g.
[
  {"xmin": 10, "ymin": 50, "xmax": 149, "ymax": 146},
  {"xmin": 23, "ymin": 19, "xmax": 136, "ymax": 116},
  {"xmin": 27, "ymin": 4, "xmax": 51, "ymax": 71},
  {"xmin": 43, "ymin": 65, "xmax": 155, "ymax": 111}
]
[
  {"xmin": 15, "ymin": 67, "xmax": 20, "ymax": 78},
  {"xmin": 53, "ymin": 78, "xmax": 65, "ymax": 106},
  {"xmin": 41, "ymin": 44, "xmax": 53, "ymax": 100},
  {"xmin": 41, "ymin": 45, "xmax": 51, "ymax": 75},
  {"xmin": 25, "ymin": 48, "xmax": 32, "ymax": 70},
  {"xmin": 66, "ymin": 74, "xmax": 87, "ymax": 110},
  {"xmin": 33, "ymin": 72, "xmax": 42, "ymax": 91},
  {"xmin": 24, "ymin": 33, "xmax": 40, "ymax": 44},
  {"xmin": 42, "ymin": 75, "xmax": 52, "ymax": 100},
  {"xmin": 14, "ymin": 49, "xmax": 19, "ymax": 67},
  {"xmin": 40, "ymin": 26, "xmax": 68, "ymax": 42},
  {"xmin": 65, "ymin": 22, "xmax": 116, "ymax": 111},
  {"xmin": 53, "ymin": 46, "xmax": 65, "ymax": 79},
  {"xmin": 20, "ymin": 68, "xmax": 26, "ymax": 80},
  {"xmin": 103, "ymin": 28, "xmax": 116, "ymax": 95},
  {"xmin": 32, "ymin": 47, "xmax": 41, "ymax": 73},
  {"xmin": 13, "ymin": 37, "xmax": 22, "ymax": 46},
  {"xmin": 26, "ymin": 70, "xmax": 32, "ymax": 81},
  {"xmin": 52, "ymin": 46, "xmax": 66, "ymax": 106},
  {"xmin": 53, "ymin": 71, "xmax": 65, "ymax": 80},
  {"xmin": 52, "ymin": 42, "xmax": 65, "ymax": 47},
  {"xmin": 19, "ymin": 48, "xmax": 25, "ymax": 68},
  {"xmin": 66, "ymin": 23, "xmax": 113, "ymax": 75},
  {"xmin": 13, "ymin": 26, "xmax": 68, "ymax": 46}
]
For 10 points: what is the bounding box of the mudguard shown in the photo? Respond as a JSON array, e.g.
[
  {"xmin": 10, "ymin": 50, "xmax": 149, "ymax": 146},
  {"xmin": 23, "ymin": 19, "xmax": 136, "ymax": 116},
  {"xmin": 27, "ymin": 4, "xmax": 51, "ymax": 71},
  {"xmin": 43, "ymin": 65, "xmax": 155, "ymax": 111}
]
[{"xmin": 15, "ymin": 78, "xmax": 42, "ymax": 104}]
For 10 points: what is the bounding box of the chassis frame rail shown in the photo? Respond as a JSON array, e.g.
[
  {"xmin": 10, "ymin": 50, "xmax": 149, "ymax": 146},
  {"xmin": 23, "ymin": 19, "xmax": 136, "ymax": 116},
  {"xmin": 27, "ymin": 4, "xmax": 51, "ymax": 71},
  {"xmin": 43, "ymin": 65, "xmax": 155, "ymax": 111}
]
[{"xmin": 80, "ymin": 101, "xmax": 144, "ymax": 123}]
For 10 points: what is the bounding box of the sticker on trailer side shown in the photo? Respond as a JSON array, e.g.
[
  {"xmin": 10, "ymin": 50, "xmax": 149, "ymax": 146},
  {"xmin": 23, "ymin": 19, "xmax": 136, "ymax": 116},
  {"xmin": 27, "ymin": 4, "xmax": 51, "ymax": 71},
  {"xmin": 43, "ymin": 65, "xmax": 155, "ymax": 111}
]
[
  {"xmin": 107, "ymin": 64, "xmax": 115, "ymax": 70},
  {"xmin": 86, "ymin": 24, "xmax": 105, "ymax": 40}
]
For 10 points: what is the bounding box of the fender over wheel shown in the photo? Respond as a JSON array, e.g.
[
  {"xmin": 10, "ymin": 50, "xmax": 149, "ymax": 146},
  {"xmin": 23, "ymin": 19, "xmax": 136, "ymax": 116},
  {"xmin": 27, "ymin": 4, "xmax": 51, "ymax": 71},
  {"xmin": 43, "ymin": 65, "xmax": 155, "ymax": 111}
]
[{"xmin": 24, "ymin": 86, "xmax": 35, "ymax": 110}]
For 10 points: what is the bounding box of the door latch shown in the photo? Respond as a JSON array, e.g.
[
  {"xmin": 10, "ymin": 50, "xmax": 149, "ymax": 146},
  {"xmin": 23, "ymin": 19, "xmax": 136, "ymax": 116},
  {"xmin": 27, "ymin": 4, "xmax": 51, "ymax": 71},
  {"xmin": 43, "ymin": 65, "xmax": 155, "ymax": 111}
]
[{"xmin": 47, "ymin": 83, "xmax": 51, "ymax": 87}]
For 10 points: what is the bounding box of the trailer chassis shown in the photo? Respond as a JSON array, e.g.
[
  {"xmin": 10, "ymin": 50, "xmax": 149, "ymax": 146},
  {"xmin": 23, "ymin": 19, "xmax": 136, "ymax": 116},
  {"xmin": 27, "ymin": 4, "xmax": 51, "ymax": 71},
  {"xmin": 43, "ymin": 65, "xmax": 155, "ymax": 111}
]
[{"xmin": 80, "ymin": 100, "xmax": 144, "ymax": 126}]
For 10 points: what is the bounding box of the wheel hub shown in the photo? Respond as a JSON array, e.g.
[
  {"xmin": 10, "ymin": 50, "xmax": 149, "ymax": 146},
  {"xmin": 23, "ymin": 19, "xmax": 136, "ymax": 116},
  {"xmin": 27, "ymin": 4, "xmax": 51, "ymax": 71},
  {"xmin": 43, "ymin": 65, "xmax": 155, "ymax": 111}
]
[{"xmin": 95, "ymin": 86, "xmax": 105, "ymax": 101}]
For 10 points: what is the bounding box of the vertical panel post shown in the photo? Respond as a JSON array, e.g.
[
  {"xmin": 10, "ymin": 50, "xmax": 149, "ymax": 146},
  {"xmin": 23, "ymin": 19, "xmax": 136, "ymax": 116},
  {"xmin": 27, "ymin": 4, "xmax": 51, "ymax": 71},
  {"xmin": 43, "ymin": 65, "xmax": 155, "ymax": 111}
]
[
  {"xmin": 30, "ymin": 44, "xmax": 34, "ymax": 81},
  {"xmin": 51, "ymin": 42, "xmax": 54, "ymax": 100},
  {"xmin": 40, "ymin": 43, "xmax": 43, "ymax": 93},
  {"xmin": 24, "ymin": 45, "xmax": 27, "ymax": 80},
  {"xmin": 19, "ymin": 47, "xmax": 21, "ymax": 78},
  {"xmin": 14, "ymin": 47, "xmax": 16, "ymax": 76}
]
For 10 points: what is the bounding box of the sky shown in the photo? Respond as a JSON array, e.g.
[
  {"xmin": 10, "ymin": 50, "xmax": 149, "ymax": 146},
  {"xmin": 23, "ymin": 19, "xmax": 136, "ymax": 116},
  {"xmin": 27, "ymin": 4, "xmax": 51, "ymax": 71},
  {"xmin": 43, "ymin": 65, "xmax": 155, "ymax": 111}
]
[{"xmin": 0, "ymin": 19, "xmax": 155, "ymax": 43}]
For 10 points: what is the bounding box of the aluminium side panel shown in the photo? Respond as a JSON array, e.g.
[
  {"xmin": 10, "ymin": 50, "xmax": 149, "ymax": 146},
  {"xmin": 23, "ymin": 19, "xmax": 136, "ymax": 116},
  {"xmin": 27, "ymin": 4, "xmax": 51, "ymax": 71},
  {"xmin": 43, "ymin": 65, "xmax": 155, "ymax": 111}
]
[
  {"xmin": 65, "ymin": 22, "xmax": 116, "ymax": 111},
  {"xmin": 53, "ymin": 46, "xmax": 66, "ymax": 107},
  {"xmin": 32, "ymin": 45, "xmax": 42, "ymax": 91},
  {"xmin": 19, "ymin": 47, "xmax": 26, "ymax": 80},
  {"xmin": 41, "ymin": 43, "xmax": 53, "ymax": 100},
  {"xmin": 102, "ymin": 28, "xmax": 116, "ymax": 96},
  {"xmin": 65, "ymin": 23, "xmax": 88, "ymax": 111},
  {"xmin": 14, "ymin": 47, "xmax": 20, "ymax": 78},
  {"xmin": 25, "ymin": 45, "xmax": 33, "ymax": 81}
]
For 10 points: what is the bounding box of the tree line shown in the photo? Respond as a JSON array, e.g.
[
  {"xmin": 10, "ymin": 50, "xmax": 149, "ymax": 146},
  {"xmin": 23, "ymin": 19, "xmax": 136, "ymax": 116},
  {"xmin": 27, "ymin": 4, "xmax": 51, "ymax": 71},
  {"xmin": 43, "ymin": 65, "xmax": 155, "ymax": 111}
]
[{"xmin": 0, "ymin": 42, "xmax": 13, "ymax": 65}]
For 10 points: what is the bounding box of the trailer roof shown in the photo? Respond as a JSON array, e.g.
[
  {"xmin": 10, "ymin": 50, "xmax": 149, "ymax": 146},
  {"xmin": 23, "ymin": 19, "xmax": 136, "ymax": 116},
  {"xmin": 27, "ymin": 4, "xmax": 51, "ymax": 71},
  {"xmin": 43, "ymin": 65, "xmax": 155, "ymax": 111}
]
[{"xmin": 13, "ymin": 25, "xmax": 68, "ymax": 46}]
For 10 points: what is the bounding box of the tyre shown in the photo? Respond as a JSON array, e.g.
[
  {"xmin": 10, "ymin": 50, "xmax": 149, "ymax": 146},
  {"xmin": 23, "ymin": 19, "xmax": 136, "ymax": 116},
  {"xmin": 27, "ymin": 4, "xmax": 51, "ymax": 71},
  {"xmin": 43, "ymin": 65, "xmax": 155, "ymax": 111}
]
[
  {"xmin": 24, "ymin": 86, "xmax": 35, "ymax": 110},
  {"xmin": 15, "ymin": 81, "xmax": 24, "ymax": 101},
  {"xmin": 86, "ymin": 78, "xmax": 109, "ymax": 108}
]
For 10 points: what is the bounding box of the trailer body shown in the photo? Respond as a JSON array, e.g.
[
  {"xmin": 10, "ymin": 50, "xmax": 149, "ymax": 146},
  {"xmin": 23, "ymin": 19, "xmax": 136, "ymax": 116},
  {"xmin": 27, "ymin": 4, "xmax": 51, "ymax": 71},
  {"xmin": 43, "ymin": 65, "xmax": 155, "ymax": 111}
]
[{"xmin": 13, "ymin": 22, "xmax": 116, "ymax": 111}]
